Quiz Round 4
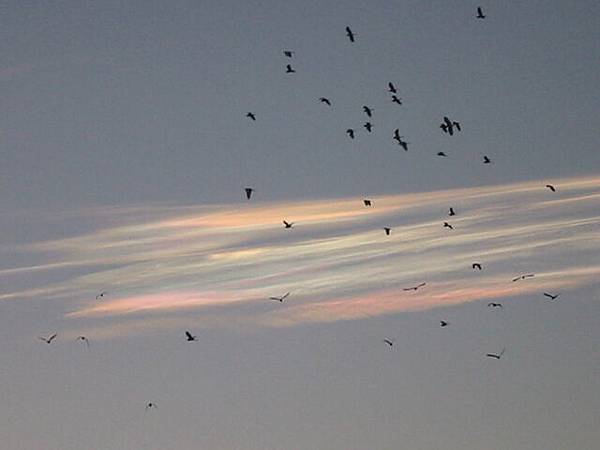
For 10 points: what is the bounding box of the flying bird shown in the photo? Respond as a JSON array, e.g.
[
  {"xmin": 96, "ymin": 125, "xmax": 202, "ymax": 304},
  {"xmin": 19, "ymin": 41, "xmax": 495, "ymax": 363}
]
[
  {"xmin": 319, "ymin": 97, "xmax": 331, "ymax": 106},
  {"xmin": 388, "ymin": 82, "xmax": 397, "ymax": 93},
  {"xmin": 382, "ymin": 339, "xmax": 394, "ymax": 347},
  {"xmin": 95, "ymin": 291, "xmax": 107, "ymax": 300},
  {"xmin": 362, "ymin": 106, "xmax": 373, "ymax": 117},
  {"xmin": 38, "ymin": 334, "xmax": 57, "ymax": 344},
  {"xmin": 486, "ymin": 348, "xmax": 506, "ymax": 360},
  {"xmin": 246, "ymin": 112, "xmax": 256, "ymax": 121},
  {"xmin": 393, "ymin": 129, "xmax": 408, "ymax": 150},
  {"xmin": 244, "ymin": 187, "xmax": 254, "ymax": 200},
  {"xmin": 345, "ymin": 26, "xmax": 355, "ymax": 42},
  {"xmin": 145, "ymin": 403, "xmax": 157, "ymax": 411},
  {"xmin": 383, "ymin": 227, "xmax": 391, "ymax": 235},
  {"xmin": 472, "ymin": 263, "xmax": 482, "ymax": 270},
  {"xmin": 443, "ymin": 222, "xmax": 453, "ymax": 229},
  {"xmin": 283, "ymin": 220, "xmax": 294, "ymax": 229},
  {"xmin": 545, "ymin": 184, "xmax": 556, "ymax": 192},
  {"xmin": 363, "ymin": 199, "xmax": 372, "ymax": 206},
  {"xmin": 440, "ymin": 116, "xmax": 461, "ymax": 135},
  {"xmin": 346, "ymin": 128, "xmax": 355, "ymax": 139},
  {"xmin": 488, "ymin": 302, "xmax": 503, "ymax": 308},
  {"xmin": 270, "ymin": 292, "xmax": 290, "ymax": 303},
  {"xmin": 403, "ymin": 282, "xmax": 426, "ymax": 291},
  {"xmin": 476, "ymin": 7, "xmax": 486, "ymax": 19},
  {"xmin": 483, "ymin": 155, "xmax": 491, "ymax": 164},
  {"xmin": 76, "ymin": 336, "xmax": 90, "ymax": 347},
  {"xmin": 391, "ymin": 95, "xmax": 402, "ymax": 105},
  {"xmin": 285, "ymin": 64, "xmax": 296, "ymax": 73},
  {"xmin": 448, "ymin": 207, "xmax": 456, "ymax": 216},
  {"xmin": 437, "ymin": 152, "xmax": 448, "ymax": 157},
  {"xmin": 440, "ymin": 321, "xmax": 449, "ymax": 327},
  {"xmin": 543, "ymin": 292, "xmax": 560, "ymax": 301},
  {"xmin": 185, "ymin": 331, "xmax": 197, "ymax": 342},
  {"xmin": 283, "ymin": 50, "xmax": 294, "ymax": 57},
  {"xmin": 512, "ymin": 274, "xmax": 535, "ymax": 282},
  {"xmin": 363, "ymin": 122, "xmax": 373, "ymax": 132}
]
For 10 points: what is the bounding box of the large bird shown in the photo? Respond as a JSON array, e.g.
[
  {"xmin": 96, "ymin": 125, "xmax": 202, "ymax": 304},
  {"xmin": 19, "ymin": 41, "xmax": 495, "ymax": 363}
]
[
  {"xmin": 38, "ymin": 334, "xmax": 57, "ymax": 344},
  {"xmin": 270, "ymin": 292, "xmax": 290, "ymax": 303},
  {"xmin": 545, "ymin": 184, "xmax": 556, "ymax": 192},
  {"xmin": 244, "ymin": 187, "xmax": 254, "ymax": 200},
  {"xmin": 246, "ymin": 112, "xmax": 256, "ymax": 121},
  {"xmin": 283, "ymin": 220, "xmax": 294, "ymax": 229},
  {"xmin": 363, "ymin": 106, "xmax": 373, "ymax": 117},
  {"xmin": 543, "ymin": 292, "xmax": 560, "ymax": 301},
  {"xmin": 440, "ymin": 116, "xmax": 461, "ymax": 135},
  {"xmin": 403, "ymin": 282, "xmax": 426, "ymax": 291},
  {"xmin": 486, "ymin": 348, "xmax": 506, "ymax": 360},
  {"xmin": 472, "ymin": 263, "xmax": 482, "ymax": 270},
  {"xmin": 319, "ymin": 97, "xmax": 331, "ymax": 106},
  {"xmin": 512, "ymin": 274, "xmax": 535, "ymax": 282},
  {"xmin": 345, "ymin": 26, "xmax": 355, "ymax": 42},
  {"xmin": 476, "ymin": 7, "xmax": 486, "ymax": 19}
]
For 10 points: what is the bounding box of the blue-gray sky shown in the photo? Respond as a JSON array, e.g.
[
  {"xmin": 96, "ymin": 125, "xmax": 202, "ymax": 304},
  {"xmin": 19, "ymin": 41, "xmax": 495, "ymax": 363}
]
[{"xmin": 1, "ymin": 1, "xmax": 599, "ymax": 449}]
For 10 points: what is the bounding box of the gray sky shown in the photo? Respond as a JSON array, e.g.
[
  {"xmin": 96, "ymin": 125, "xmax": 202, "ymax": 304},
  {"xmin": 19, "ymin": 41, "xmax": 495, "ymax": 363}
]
[{"xmin": 1, "ymin": 1, "xmax": 599, "ymax": 449}]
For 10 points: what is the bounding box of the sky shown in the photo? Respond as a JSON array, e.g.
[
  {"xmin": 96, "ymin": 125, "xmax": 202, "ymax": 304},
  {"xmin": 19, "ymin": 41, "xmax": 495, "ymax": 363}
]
[{"xmin": 0, "ymin": 1, "xmax": 599, "ymax": 449}]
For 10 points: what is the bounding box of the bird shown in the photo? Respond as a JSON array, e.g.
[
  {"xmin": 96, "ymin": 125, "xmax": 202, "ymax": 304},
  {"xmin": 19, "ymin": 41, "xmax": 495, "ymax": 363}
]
[
  {"xmin": 77, "ymin": 336, "xmax": 90, "ymax": 347},
  {"xmin": 437, "ymin": 152, "xmax": 448, "ymax": 157},
  {"xmin": 246, "ymin": 112, "xmax": 256, "ymax": 121},
  {"xmin": 283, "ymin": 50, "xmax": 294, "ymax": 57},
  {"xmin": 283, "ymin": 220, "xmax": 294, "ymax": 229},
  {"xmin": 512, "ymin": 274, "xmax": 535, "ymax": 282},
  {"xmin": 440, "ymin": 320, "xmax": 449, "ymax": 327},
  {"xmin": 472, "ymin": 263, "xmax": 482, "ymax": 270},
  {"xmin": 391, "ymin": 95, "xmax": 402, "ymax": 105},
  {"xmin": 476, "ymin": 7, "xmax": 486, "ymax": 19},
  {"xmin": 185, "ymin": 331, "xmax": 197, "ymax": 341},
  {"xmin": 362, "ymin": 105, "xmax": 373, "ymax": 117},
  {"xmin": 483, "ymin": 156, "xmax": 491, "ymax": 164},
  {"xmin": 543, "ymin": 292, "xmax": 560, "ymax": 301},
  {"xmin": 346, "ymin": 128, "xmax": 355, "ymax": 139},
  {"xmin": 393, "ymin": 129, "xmax": 409, "ymax": 150},
  {"xmin": 319, "ymin": 97, "xmax": 331, "ymax": 106},
  {"xmin": 363, "ymin": 122, "xmax": 373, "ymax": 132},
  {"xmin": 388, "ymin": 82, "xmax": 397, "ymax": 93},
  {"xmin": 443, "ymin": 222, "xmax": 453, "ymax": 229},
  {"xmin": 448, "ymin": 207, "xmax": 456, "ymax": 216},
  {"xmin": 285, "ymin": 64, "xmax": 296, "ymax": 73},
  {"xmin": 382, "ymin": 339, "xmax": 394, "ymax": 347},
  {"xmin": 383, "ymin": 227, "xmax": 391, "ymax": 235},
  {"xmin": 95, "ymin": 291, "xmax": 107, "ymax": 300},
  {"xmin": 38, "ymin": 334, "xmax": 57, "ymax": 344},
  {"xmin": 145, "ymin": 402, "xmax": 157, "ymax": 411},
  {"xmin": 545, "ymin": 184, "xmax": 556, "ymax": 192},
  {"xmin": 270, "ymin": 292, "xmax": 290, "ymax": 303},
  {"xmin": 440, "ymin": 116, "xmax": 461, "ymax": 135},
  {"xmin": 363, "ymin": 199, "xmax": 372, "ymax": 206},
  {"xmin": 486, "ymin": 348, "xmax": 506, "ymax": 360},
  {"xmin": 403, "ymin": 282, "xmax": 426, "ymax": 291},
  {"xmin": 487, "ymin": 302, "xmax": 503, "ymax": 308},
  {"xmin": 345, "ymin": 26, "xmax": 355, "ymax": 42},
  {"xmin": 244, "ymin": 187, "xmax": 254, "ymax": 200}
]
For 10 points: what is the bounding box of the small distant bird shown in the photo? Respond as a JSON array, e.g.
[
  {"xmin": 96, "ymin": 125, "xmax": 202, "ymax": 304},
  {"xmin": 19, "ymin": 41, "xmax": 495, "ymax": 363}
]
[
  {"xmin": 472, "ymin": 263, "xmax": 482, "ymax": 270},
  {"xmin": 77, "ymin": 336, "xmax": 90, "ymax": 347},
  {"xmin": 283, "ymin": 50, "xmax": 294, "ymax": 58},
  {"xmin": 483, "ymin": 156, "xmax": 491, "ymax": 164},
  {"xmin": 543, "ymin": 292, "xmax": 560, "ymax": 301},
  {"xmin": 283, "ymin": 220, "xmax": 294, "ymax": 229},
  {"xmin": 393, "ymin": 129, "xmax": 408, "ymax": 150},
  {"xmin": 185, "ymin": 331, "xmax": 197, "ymax": 341},
  {"xmin": 38, "ymin": 334, "xmax": 57, "ymax": 344},
  {"xmin": 347, "ymin": 128, "xmax": 355, "ymax": 139},
  {"xmin": 382, "ymin": 339, "xmax": 394, "ymax": 347},
  {"xmin": 362, "ymin": 106, "xmax": 373, "ymax": 117},
  {"xmin": 383, "ymin": 227, "xmax": 391, "ymax": 235},
  {"xmin": 440, "ymin": 320, "xmax": 449, "ymax": 327},
  {"xmin": 391, "ymin": 95, "xmax": 402, "ymax": 105},
  {"xmin": 488, "ymin": 302, "xmax": 503, "ymax": 308},
  {"xmin": 476, "ymin": 7, "xmax": 486, "ymax": 19},
  {"xmin": 270, "ymin": 292, "xmax": 290, "ymax": 303},
  {"xmin": 244, "ymin": 187, "xmax": 254, "ymax": 200},
  {"xmin": 403, "ymin": 282, "xmax": 426, "ymax": 291},
  {"xmin": 448, "ymin": 207, "xmax": 456, "ymax": 216},
  {"xmin": 246, "ymin": 112, "xmax": 256, "ymax": 121},
  {"xmin": 388, "ymin": 82, "xmax": 397, "ymax": 93},
  {"xmin": 486, "ymin": 348, "xmax": 506, "ymax": 360},
  {"xmin": 363, "ymin": 199, "xmax": 372, "ymax": 206},
  {"xmin": 285, "ymin": 64, "xmax": 296, "ymax": 73},
  {"xmin": 443, "ymin": 222, "xmax": 453, "ymax": 229},
  {"xmin": 345, "ymin": 26, "xmax": 355, "ymax": 42},
  {"xmin": 512, "ymin": 274, "xmax": 534, "ymax": 282},
  {"xmin": 440, "ymin": 116, "xmax": 461, "ymax": 135},
  {"xmin": 545, "ymin": 184, "xmax": 556, "ymax": 192},
  {"xmin": 437, "ymin": 152, "xmax": 447, "ymax": 157},
  {"xmin": 145, "ymin": 403, "xmax": 157, "ymax": 411},
  {"xmin": 364, "ymin": 122, "xmax": 373, "ymax": 132},
  {"xmin": 95, "ymin": 291, "xmax": 107, "ymax": 300},
  {"xmin": 319, "ymin": 97, "xmax": 331, "ymax": 106}
]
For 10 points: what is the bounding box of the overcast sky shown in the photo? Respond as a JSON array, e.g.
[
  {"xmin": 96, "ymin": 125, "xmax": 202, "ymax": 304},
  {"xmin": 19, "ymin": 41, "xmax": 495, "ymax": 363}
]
[{"xmin": 1, "ymin": 1, "xmax": 599, "ymax": 449}]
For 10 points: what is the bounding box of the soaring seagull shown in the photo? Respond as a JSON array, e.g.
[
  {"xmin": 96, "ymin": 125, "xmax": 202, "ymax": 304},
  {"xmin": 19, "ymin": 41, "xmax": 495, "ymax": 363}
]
[
  {"xmin": 283, "ymin": 220, "xmax": 294, "ymax": 229},
  {"xmin": 486, "ymin": 348, "xmax": 506, "ymax": 360},
  {"xmin": 403, "ymin": 282, "xmax": 426, "ymax": 291},
  {"xmin": 345, "ymin": 26, "xmax": 355, "ymax": 42},
  {"xmin": 38, "ymin": 334, "xmax": 57, "ymax": 344},
  {"xmin": 545, "ymin": 184, "xmax": 556, "ymax": 192},
  {"xmin": 270, "ymin": 292, "xmax": 290, "ymax": 303},
  {"xmin": 443, "ymin": 222, "xmax": 454, "ymax": 229},
  {"xmin": 512, "ymin": 274, "xmax": 535, "ymax": 282},
  {"xmin": 319, "ymin": 97, "xmax": 331, "ymax": 106},
  {"xmin": 543, "ymin": 292, "xmax": 560, "ymax": 301}
]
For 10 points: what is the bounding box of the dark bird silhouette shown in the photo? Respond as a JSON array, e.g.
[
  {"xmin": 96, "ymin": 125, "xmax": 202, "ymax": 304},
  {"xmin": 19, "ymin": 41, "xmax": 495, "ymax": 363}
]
[
  {"xmin": 472, "ymin": 263, "xmax": 482, "ymax": 270},
  {"xmin": 285, "ymin": 64, "xmax": 296, "ymax": 73},
  {"xmin": 512, "ymin": 274, "xmax": 535, "ymax": 282},
  {"xmin": 364, "ymin": 122, "xmax": 373, "ymax": 132},
  {"xmin": 345, "ymin": 26, "xmax": 355, "ymax": 42},
  {"xmin": 77, "ymin": 336, "xmax": 90, "ymax": 347},
  {"xmin": 391, "ymin": 95, "xmax": 402, "ymax": 105},
  {"xmin": 244, "ymin": 187, "xmax": 254, "ymax": 200},
  {"xmin": 440, "ymin": 116, "xmax": 461, "ymax": 135},
  {"xmin": 270, "ymin": 292, "xmax": 290, "ymax": 303},
  {"xmin": 388, "ymin": 82, "xmax": 397, "ymax": 93},
  {"xmin": 283, "ymin": 220, "xmax": 294, "ymax": 229},
  {"xmin": 486, "ymin": 348, "xmax": 506, "ymax": 360},
  {"xmin": 346, "ymin": 128, "xmax": 355, "ymax": 139},
  {"xmin": 403, "ymin": 282, "xmax": 426, "ymax": 291},
  {"xmin": 362, "ymin": 106, "xmax": 373, "ymax": 117},
  {"xmin": 38, "ymin": 334, "xmax": 57, "ymax": 344},
  {"xmin": 363, "ymin": 199, "xmax": 372, "ymax": 206},
  {"xmin": 145, "ymin": 402, "xmax": 157, "ymax": 411},
  {"xmin": 440, "ymin": 320, "xmax": 449, "ymax": 327},
  {"xmin": 185, "ymin": 331, "xmax": 197, "ymax": 341},
  {"xmin": 95, "ymin": 291, "xmax": 107, "ymax": 300},
  {"xmin": 393, "ymin": 129, "xmax": 408, "ymax": 150},
  {"xmin": 545, "ymin": 184, "xmax": 556, "ymax": 192},
  {"xmin": 543, "ymin": 292, "xmax": 560, "ymax": 301},
  {"xmin": 246, "ymin": 112, "xmax": 256, "ymax": 121},
  {"xmin": 382, "ymin": 339, "xmax": 394, "ymax": 347},
  {"xmin": 319, "ymin": 97, "xmax": 331, "ymax": 106},
  {"xmin": 437, "ymin": 152, "xmax": 448, "ymax": 157},
  {"xmin": 283, "ymin": 50, "xmax": 294, "ymax": 58},
  {"xmin": 383, "ymin": 227, "xmax": 391, "ymax": 235},
  {"xmin": 483, "ymin": 155, "xmax": 491, "ymax": 164},
  {"xmin": 488, "ymin": 302, "xmax": 503, "ymax": 308},
  {"xmin": 443, "ymin": 222, "xmax": 453, "ymax": 229},
  {"xmin": 448, "ymin": 207, "xmax": 456, "ymax": 216},
  {"xmin": 476, "ymin": 7, "xmax": 486, "ymax": 19}
]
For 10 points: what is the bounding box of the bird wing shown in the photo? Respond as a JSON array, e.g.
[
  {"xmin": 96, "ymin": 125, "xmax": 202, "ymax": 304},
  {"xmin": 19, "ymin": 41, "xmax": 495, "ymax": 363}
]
[
  {"xmin": 185, "ymin": 331, "xmax": 193, "ymax": 339},
  {"xmin": 48, "ymin": 334, "xmax": 57, "ymax": 342},
  {"xmin": 281, "ymin": 292, "xmax": 290, "ymax": 300}
]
